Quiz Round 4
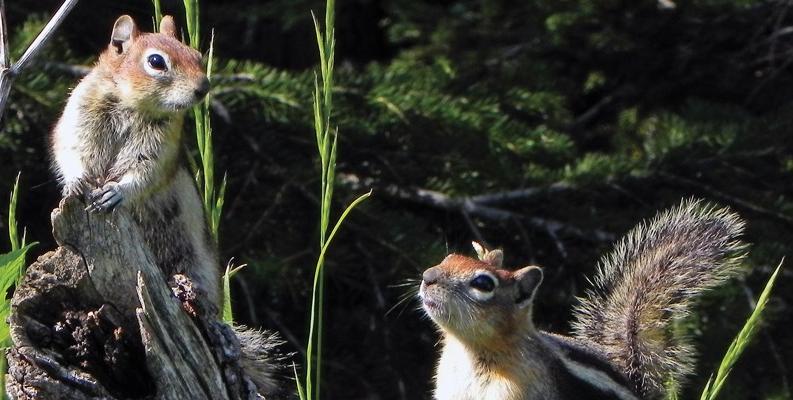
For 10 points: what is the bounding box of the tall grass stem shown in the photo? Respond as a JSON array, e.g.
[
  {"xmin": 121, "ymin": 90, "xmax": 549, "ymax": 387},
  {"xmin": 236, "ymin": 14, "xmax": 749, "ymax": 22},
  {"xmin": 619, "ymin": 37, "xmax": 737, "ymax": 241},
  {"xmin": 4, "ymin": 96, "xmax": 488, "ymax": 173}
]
[
  {"xmin": 699, "ymin": 261, "xmax": 784, "ymax": 400},
  {"xmin": 304, "ymin": 0, "xmax": 370, "ymax": 398}
]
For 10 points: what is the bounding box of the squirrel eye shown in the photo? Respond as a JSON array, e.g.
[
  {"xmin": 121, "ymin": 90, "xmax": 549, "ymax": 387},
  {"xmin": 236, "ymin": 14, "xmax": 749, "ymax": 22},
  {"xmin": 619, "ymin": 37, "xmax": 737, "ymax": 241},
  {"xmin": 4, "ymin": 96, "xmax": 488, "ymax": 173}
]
[
  {"xmin": 470, "ymin": 274, "xmax": 496, "ymax": 292},
  {"xmin": 147, "ymin": 54, "xmax": 167, "ymax": 71}
]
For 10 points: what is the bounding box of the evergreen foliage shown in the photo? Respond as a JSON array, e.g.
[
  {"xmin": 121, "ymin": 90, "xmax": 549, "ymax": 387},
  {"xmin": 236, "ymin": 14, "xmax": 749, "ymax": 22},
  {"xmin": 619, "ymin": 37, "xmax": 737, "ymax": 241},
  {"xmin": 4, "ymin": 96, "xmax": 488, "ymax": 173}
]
[{"xmin": 2, "ymin": 0, "xmax": 792, "ymax": 398}]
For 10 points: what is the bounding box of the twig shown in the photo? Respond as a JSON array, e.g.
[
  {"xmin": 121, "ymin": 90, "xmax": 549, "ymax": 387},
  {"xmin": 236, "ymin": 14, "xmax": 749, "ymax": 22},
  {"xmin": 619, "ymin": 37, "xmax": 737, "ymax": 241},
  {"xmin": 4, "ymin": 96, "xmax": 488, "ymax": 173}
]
[
  {"xmin": 659, "ymin": 172, "xmax": 793, "ymax": 227},
  {"xmin": 0, "ymin": 0, "xmax": 78, "ymax": 121},
  {"xmin": 569, "ymin": 93, "xmax": 616, "ymax": 130},
  {"xmin": 567, "ymin": 85, "xmax": 632, "ymax": 131},
  {"xmin": 260, "ymin": 305, "xmax": 306, "ymax": 358},
  {"xmin": 231, "ymin": 182, "xmax": 291, "ymax": 253},
  {"xmin": 14, "ymin": 0, "xmax": 78, "ymax": 72},
  {"xmin": 469, "ymin": 182, "xmax": 573, "ymax": 205},
  {"xmin": 511, "ymin": 217, "xmax": 537, "ymax": 265},
  {"xmin": 461, "ymin": 209, "xmax": 488, "ymax": 247},
  {"xmin": 0, "ymin": 0, "xmax": 8, "ymax": 70},
  {"xmin": 338, "ymin": 173, "xmax": 615, "ymax": 247},
  {"xmin": 344, "ymin": 219, "xmax": 423, "ymax": 270},
  {"xmin": 42, "ymin": 61, "xmax": 91, "ymax": 76},
  {"xmin": 232, "ymin": 273, "xmax": 260, "ymax": 326}
]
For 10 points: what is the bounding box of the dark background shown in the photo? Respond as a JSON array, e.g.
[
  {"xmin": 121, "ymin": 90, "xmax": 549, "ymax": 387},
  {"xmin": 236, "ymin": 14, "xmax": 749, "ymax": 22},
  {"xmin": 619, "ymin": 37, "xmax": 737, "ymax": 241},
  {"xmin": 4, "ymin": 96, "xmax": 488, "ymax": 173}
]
[{"xmin": 2, "ymin": 0, "xmax": 792, "ymax": 398}]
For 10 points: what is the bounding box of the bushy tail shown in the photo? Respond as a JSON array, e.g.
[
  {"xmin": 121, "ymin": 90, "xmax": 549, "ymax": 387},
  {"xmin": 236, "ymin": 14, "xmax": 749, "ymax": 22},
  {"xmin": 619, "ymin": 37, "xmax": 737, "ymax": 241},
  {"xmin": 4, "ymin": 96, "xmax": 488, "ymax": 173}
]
[
  {"xmin": 571, "ymin": 199, "xmax": 747, "ymax": 399},
  {"xmin": 233, "ymin": 325, "xmax": 291, "ymax": 398}
]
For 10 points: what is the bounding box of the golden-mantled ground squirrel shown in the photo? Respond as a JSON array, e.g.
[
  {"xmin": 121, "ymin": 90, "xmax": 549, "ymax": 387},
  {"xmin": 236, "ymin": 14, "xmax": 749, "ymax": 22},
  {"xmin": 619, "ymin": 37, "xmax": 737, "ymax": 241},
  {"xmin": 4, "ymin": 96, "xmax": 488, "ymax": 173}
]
[
  {"xmin": 420, "ymin": 200, "xmax": 745, "ymax": 400},
  {"xmin": 50, "ymin": 15, "xmax": 218, "ymax": 305},
  {"xmin": 50, "ymin": 15, "xmax": 282, "ymax": 395}
]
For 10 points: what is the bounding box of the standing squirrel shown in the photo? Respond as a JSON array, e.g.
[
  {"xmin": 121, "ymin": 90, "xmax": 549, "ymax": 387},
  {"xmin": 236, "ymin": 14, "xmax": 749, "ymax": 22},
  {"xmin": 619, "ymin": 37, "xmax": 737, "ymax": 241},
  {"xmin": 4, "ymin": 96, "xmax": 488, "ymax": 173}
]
[
  {"xmin": 50, "ymin": 15, "xmax": 282, "ymax": 396},
  {"xmin": 420, "ymin": 200, "xmax": 746, "ymax": 400},
  {"xmin": 50, "ymin": 14, "xmax": 218, "ymax": 306}
]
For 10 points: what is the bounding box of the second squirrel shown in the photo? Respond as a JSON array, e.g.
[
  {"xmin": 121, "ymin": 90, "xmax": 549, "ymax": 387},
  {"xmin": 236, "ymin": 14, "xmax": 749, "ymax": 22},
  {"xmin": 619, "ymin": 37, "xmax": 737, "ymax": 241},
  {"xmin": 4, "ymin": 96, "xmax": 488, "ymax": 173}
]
[{"xmin": 420, "ymin": 200, "xmax": 746, "ymax": 400}]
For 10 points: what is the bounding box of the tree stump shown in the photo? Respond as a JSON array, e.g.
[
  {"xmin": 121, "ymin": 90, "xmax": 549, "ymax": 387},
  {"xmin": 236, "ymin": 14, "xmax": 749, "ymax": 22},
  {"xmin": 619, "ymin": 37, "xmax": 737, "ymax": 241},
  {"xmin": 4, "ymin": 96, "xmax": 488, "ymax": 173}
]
[{"xmin": 5, "ymin": 197, "xmax": 262, "ymax": 399}]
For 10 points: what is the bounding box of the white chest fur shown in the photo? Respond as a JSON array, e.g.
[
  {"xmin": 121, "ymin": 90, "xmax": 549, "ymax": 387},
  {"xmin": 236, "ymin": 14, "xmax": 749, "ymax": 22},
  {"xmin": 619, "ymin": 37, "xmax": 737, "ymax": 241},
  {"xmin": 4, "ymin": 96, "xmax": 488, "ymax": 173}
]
[{"xmin": 433, "ymin": 336, "xmax": 553, "ymax": 400}]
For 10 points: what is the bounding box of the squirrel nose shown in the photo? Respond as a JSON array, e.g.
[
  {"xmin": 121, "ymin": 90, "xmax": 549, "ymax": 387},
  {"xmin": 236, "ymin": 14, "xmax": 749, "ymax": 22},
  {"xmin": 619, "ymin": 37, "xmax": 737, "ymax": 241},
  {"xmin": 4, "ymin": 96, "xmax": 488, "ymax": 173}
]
[
  {"xmin": 194, "ymin": 77, "xmax": 210, "ymax": 98},
  {"xmin": 423, "ymin": 266, "xmax": 442, "ymax": 286}
]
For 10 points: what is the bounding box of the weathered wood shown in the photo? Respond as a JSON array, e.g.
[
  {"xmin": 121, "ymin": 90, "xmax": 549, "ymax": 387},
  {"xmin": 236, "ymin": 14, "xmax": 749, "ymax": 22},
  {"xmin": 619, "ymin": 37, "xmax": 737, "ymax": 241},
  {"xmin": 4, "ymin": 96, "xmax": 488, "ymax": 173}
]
[
  {"xmin": 136, "ymin": 273, "xmax": 231, "ymax": 400},
  {"xmin": 6, "ymin": 197, "xmax": 259, "ymax": 399}
]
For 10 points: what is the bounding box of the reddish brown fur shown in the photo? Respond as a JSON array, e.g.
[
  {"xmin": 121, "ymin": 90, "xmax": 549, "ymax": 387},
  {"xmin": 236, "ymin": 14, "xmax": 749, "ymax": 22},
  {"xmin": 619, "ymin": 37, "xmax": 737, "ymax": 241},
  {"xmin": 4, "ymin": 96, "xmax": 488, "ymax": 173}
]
[
  {"xmin": 428, "ymin": 254, "xmax": 533, "ymax": 353},
  {"xmin": 49, "ymin": 15, "xmax": 283, "ymax": 396},
  {"xmin": 438, "ymin": 254, "xmax": 513, "ymax": 281},
  {"xmin": 423, "ymin": 202, "xmax": 743, "ymax": 400},
  {"xmin": 98, "ymin": 33, "xmax": 204, "ymax": 80}
]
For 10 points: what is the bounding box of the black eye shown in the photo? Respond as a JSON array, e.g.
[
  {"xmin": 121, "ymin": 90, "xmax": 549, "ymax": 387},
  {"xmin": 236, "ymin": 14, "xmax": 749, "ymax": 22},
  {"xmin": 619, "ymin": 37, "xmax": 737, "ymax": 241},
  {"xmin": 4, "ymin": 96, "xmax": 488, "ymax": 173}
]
[
  {"xmin": 470, "ymin": 274, "xmax": 496, "ymax": 292},
  {"xmin": 147, "ymin": 54, "xmax": 167, "ymax": 71}
]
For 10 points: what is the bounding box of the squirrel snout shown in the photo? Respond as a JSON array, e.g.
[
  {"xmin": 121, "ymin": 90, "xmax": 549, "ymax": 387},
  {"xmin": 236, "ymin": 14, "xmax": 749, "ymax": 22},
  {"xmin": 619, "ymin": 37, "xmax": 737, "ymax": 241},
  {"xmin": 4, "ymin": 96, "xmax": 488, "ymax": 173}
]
[
  {"xmin": 194, "ymin": 77, "xmax": 210, "ymax": 99},
  {"xmin": 422, "ymin": 266, "xmax": 442, "ymax": 286}
]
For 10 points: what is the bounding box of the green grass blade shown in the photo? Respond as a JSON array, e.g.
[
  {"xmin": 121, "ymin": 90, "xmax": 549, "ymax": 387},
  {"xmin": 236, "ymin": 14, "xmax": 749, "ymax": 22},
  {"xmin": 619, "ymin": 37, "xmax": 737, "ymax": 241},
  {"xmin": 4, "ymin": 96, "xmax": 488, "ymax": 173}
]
[
  {"xmin": 699, "ymin": 260, "xmax": 783, "ymax": 400},
  {"xmin": 182, "ymin": 0, "xmax": 199, "ymax": 48},
  {"xmin": 222, "ymin": 261, "xmax": 246, "ymax": 323},
  {"xmin": 304, "ymin": 0, "xmax": 370, "ymax": 397},
  {"xmin": 316, "ymin": 265, "xmax": 325, "ymax": 399},
  {"xmin": 305, "ymin": 191, "xmax": 373, "ymax": 374},
  {"xmin": 323, "ymin": 38, "xmax": 334, "ymax": 114},
  {"xmin": 294, "ymin": 362, "xmax": 306, "ymax": 400},
  {"xmin": 213, "ymin": 174, "xmax": 227, "ymax": 239},
  {"xmin": 318, "ymin": 192, "xmax": 371, "ymax": 258},
  {"xmin": 324, "ymin": 0, "xmax": 335, "ymax": 49},
  {"xmin": 205, "ymin": 29, "xmax": 215, "ymax": 82},
  {"xmin": 179, "ymin": 1, "xmax": 224, "ymax": 245},
  {"xmin": 152, "ymin": 0, "xmax": 163, "ymax": 29},
  {"xmin": 222, "ymin": 262, "xmax": 233, "ymax": 323},
  {"xmin": 0, "ymin": 352, "xmax": 5, "ymax": 400},
  {"xmin": 8, "ymin": 173, "xmax": 20, "ymax": 252},
  {"xmin": 311, "ymin": 12, "xmax": 328, "ymax": 86},
  {"xmin": 0, "ymin": 243, "xmax": 37, "ymax": 346},
  {"xmin": 313, "ymin": 77, "xmax": 323, "ymax": 153}
]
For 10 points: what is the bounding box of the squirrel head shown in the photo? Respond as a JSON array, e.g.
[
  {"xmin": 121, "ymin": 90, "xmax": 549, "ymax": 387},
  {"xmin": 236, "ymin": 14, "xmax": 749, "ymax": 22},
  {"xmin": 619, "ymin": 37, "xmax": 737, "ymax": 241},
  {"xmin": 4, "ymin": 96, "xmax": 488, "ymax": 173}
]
[
  {"xmin": 419, "ymin": 251, "xmax": 543, "ymax": 350},
  {"xmin": 98, "ymin": 15, "xmax": 209, "ymax": 114}
]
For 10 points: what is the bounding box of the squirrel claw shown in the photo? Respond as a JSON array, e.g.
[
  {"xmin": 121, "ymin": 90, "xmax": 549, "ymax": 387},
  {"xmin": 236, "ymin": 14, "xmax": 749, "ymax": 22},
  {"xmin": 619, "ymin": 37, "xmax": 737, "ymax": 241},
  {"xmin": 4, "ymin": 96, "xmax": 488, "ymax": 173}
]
[{"xmin": 86, "ymin": 183, "xmax": 123, "ymax": 213}]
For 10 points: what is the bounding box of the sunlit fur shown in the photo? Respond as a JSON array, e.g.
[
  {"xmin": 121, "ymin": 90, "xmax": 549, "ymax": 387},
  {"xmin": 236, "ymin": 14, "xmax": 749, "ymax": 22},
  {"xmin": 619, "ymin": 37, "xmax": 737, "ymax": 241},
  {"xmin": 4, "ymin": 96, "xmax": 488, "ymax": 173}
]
[
  {"xmin": 421, "ymin": 199, "xmax": 745, "ymax": 400},
  {"xmin": 98, "ymin": 31, "xmax": 205, "ymax": 114},
  {"xmin": 420, "ymin": 256, "xmax": 574, "ymax": 400},
  {"xmin": 233, "ymin": 325, "xmax": 289, "ymax": 397},
  {"xmin": 50, "ymin": 15, "xmax": 217, "ymax": 304},
  {"xmin": 571, "ymin": 199, "xmax": 746, "ymax": 398},
  {"xmin": 421, "ymin": 255, "xmax": 531, "ymax": 348},
  {"xmin": 49, "ymin": 15, "xmax": 286, "ymax": 396}
]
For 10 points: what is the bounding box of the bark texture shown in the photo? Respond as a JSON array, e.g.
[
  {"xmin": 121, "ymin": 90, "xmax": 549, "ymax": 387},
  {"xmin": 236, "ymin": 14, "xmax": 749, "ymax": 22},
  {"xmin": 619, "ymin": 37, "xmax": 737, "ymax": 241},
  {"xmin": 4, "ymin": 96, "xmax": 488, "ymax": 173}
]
[{"xmin": 6, "ymin": 197, "xmax": 260, "ymax": 399}]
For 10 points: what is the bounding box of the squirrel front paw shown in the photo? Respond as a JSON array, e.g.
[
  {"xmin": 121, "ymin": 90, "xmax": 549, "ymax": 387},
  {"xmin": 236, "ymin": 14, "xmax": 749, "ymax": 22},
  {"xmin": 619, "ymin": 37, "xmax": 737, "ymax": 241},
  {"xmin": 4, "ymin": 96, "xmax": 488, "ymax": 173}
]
[{"xmin": 86, "ymin": 182, "xmax": 124, "ymax": 213}]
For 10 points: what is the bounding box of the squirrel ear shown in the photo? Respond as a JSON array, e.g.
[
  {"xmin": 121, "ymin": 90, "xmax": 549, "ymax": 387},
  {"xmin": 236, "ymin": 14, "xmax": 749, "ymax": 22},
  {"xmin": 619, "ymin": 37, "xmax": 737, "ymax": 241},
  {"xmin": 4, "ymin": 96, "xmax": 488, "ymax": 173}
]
[
  {"xmin": 513, "ymin": 266, "xmax": 543, "ymax": 309},
  {"xmin": 159, "ymin": 15, "xmax": 177, "ymax": 38},
  {"xmin": 483, "ymin": 249, "xmax": 503, "ymax": 268},
  {"xmin": 472, "ymin": 242, "xmax": 503, "ymax": 267},
  {"xmin": 110, "ymin": 15, "xmax": 139, "ymax": 55},
  {"xmin": 472, "ymin": 241, "xmax": 486, "ymax": 259}
]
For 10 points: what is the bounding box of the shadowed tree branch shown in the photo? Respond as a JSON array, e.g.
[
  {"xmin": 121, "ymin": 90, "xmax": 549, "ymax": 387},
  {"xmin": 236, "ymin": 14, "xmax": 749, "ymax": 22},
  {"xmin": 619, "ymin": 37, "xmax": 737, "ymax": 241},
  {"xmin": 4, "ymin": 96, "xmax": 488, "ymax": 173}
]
[{"xmin": 338, "ymin": 173, "xmax": 615, "ymax": 251}]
